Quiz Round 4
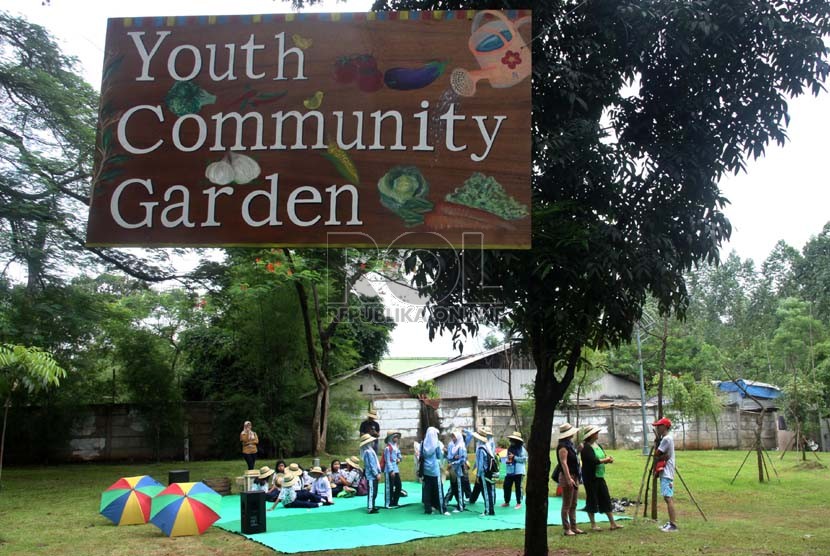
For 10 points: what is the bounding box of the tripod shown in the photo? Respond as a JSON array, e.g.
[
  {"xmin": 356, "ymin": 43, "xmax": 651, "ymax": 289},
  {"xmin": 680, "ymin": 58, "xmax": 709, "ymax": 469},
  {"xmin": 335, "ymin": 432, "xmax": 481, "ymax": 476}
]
[
  {"xmin": 635, "ymin": 432, "xmax": 707, "ymax": 522},
  {"xmin": 730, "ymin": 406, "xmax": 781, "ymax": 484},
  {"xmin": 778, "ymin": 423, "xmax": 822, "ymax": 463}
]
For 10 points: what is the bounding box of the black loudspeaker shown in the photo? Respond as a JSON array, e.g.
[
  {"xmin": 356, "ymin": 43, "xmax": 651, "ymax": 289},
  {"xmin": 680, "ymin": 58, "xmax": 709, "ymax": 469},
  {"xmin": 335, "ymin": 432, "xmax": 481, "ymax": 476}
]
[
  {"xmin": 240, "ymin": 490, "xmax": 266, "ymax": 534},
  {"xmin": 168, "ymin": 469, "xmax": 189, "ymax": 484}
]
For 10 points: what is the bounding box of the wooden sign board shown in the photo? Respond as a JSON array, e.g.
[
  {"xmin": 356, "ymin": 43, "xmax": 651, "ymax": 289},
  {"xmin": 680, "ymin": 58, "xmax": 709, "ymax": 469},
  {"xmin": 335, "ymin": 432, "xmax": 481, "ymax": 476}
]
[{"xmin": 86, "ymin": 10, "xmax": 531, "ymax": 249}]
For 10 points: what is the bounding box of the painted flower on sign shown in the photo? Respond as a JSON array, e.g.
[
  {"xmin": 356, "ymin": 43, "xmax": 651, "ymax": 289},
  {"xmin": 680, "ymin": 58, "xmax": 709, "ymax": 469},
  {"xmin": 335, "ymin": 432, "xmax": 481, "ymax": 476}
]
[{"xmin": 500, "ymin": 50, "xmax": 522, "ymax": 70}]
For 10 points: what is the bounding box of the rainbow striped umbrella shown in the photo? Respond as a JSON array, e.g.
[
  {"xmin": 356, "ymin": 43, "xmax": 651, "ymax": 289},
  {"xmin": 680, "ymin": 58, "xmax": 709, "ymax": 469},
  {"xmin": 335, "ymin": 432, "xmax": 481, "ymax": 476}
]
[
  {"xmin": 149, "ymin": 482, "xmax": 221, "ymax": 537},
  {"xmin": 100, "ymin": 475, "xmax": 165, "ymax": 526}
]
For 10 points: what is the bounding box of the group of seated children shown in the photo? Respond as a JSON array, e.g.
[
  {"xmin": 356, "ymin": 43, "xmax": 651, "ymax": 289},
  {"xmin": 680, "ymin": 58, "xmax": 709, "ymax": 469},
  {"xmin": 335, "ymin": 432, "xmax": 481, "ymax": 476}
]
[{"xmin": 253, "ymin": 457, "xmax": 367, "ymax": 510}]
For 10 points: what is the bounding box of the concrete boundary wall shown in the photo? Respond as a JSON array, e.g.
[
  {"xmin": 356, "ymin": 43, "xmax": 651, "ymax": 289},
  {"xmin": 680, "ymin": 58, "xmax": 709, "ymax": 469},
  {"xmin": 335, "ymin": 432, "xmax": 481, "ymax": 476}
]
[{"xmin": 6, "ymin": 398, "xmax": 782, "ymax": 463}]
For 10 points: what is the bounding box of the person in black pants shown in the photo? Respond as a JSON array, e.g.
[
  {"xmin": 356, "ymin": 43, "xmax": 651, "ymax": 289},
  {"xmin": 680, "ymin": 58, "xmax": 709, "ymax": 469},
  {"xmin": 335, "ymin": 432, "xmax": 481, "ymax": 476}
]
[
  {"xmin": 580, "ymin": 425, "xmax": 623, "ymax": 531},
  {"xmin": 240, "ymin": 421, "xmax": 258, "ymax": 470},
  {"xmin": 502, "ymin": 431, "xmax": 528, "ymax": 509},
  {"xmin": 359, "ymin": 409, "xmax": 381, "ymax": 450}
]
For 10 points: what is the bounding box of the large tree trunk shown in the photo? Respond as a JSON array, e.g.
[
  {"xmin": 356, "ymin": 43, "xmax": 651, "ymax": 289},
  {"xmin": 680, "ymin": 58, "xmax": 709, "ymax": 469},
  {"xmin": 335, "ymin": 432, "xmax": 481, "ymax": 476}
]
[
  {"xmin": 286, "ymin": 249, "xmax": 334, "ymax": 457},
  {"xmin": 505, "ymin": 345, "xmax": 521, "ymax": 430},
  {"xmin": 311, "ymin": 378, "xmax": 329, "ymax": 456},
  {"xmin": 524, "ymin": 343, "xmax": 581, "ymax": 556},
  {"xmin": 0, "ymin": 396, "xmax": 9, "ymax": 485}
]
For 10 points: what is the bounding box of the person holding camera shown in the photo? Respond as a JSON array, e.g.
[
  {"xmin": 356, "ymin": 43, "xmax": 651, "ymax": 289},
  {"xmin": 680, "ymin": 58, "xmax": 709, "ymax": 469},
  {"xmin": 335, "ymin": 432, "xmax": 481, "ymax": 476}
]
[{"xmin": 653, "ymin": 417, "xmax": 678, "ymax": 532}]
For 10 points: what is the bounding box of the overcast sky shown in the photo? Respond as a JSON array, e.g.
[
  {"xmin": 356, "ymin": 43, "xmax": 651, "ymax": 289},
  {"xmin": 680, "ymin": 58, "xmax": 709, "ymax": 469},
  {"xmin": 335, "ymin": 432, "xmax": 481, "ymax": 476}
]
[{"xmin": 5, "ymin": 0, "xmax": 829, "ymax": 356}]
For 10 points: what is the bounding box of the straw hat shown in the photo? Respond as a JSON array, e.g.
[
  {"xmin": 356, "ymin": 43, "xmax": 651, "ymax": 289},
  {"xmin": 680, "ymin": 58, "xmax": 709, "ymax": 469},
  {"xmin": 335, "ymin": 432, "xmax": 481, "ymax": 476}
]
[
  {"xmin": 359, "ymin": 433, "xmax": 376, "ymax": 447},
  {"xmin": 367, "ymin": 410, "xmax": 379, "ymax": 419},
  {"xmin": 308, "ymin": 466, "xmax": 325, "ymax": 477},
  {"xmin": 471, "ymin": 430, "xmax": 488, "ymax": 443},
  {"xmin": 557, "ymin": 422, "xmax": 579, "ymax": 440},
  {"xmin": 582, "ymin": 425, "xmax": 602, "ymax": 440},
  {"xmin": 346, "ymin": 456, "xmax": 363, "ymax": 470},
  {"xmin": 478, "ymin": 426, "xmax": 492, "ymax": 436},
  {"xmin": 281, "ymin": 473, "xmax": 298, "ymax": 488},
  {"xmin": 288, "ymin": 463, "xmax": 301, "ymax": 474},
  {"xmin": 258, "ymin": 465, "xmax": 275, "ymax": 480},
  {"xmin": 507, "ymin": 431, "xmax": 524, "ymax": 443},
  {"xmin": 384, "ymin": 430, "xmax": 401, "ymax": 443}
]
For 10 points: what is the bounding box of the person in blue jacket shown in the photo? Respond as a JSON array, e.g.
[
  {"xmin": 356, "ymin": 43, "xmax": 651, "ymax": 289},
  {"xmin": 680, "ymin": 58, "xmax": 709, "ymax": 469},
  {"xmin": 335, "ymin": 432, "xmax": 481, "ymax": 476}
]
[
  {"xmin": 360, "ymin": 433, "xmax": 381, "ymax": 514},
  {"xmin": 467, "ymin": 426, "xmax": 495, "ymax": 504},
  {"xmin": 444, "ymin": 430, "xmax": 468, "ymax": 512},
  {"xmin": 383, "ymin": 431, "xmax": 403, "ymax": 508},
  {"xmin": 472, "ymin": 430, "xmax": 496, "ymax": 516},
  {"xmin": 419, "ymin": 426, "xmax": 449, "ymax": 515},
  {"xmin": 502, "ymin": 431, "xmax": 528, "ymax": 509}
]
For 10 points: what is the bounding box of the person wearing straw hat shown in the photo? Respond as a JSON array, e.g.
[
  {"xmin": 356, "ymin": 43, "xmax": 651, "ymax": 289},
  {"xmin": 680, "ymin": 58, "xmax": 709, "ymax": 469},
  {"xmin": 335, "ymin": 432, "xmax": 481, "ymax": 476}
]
[
  {"xmin": 471, "ymin": 429, "xmax": 496, "ymax": 516},
  {"xmin": 309, "ymin": 466, "xmax": 334, "ymax": 505},
  {"xmin": 418, "ymin": 426, "xmax": 449, "ymax": 515},
  {"xmin": 382, "ymin": 431, "xmax": 403, "ymax": 508},
  {"xmin": 338, "ymin": 456, "xmax": 362, "ymax": 496},
  {"xmin": 652, "ymin": 417, "xmax": 678, "ymax": 532},
  {"xmin": 580, "ymin": 425, "xmax": 623, "ymax": 531},
  {"xmin": 253, "ymin": 465, "xmax": 280, "ymax": 502},
  {"xmin": 555, "ymin": 422, "xmax": 584, "ymax": 535},
  {"xmin": 285, "ymin": 463, "xmax": 302, "ymax": 490},
  {"xmin": 444, "ymin": 430, "xmax": 468, "ymax": 512},
  {"xmin": 360, "ymin": 433, "xmax": 381, "ymax": 514},
  {"xmin": 360, "ymin": 409, "xmax": 381, "ymax": 450},
  {"xmin": 467, "ymin": 426, "xmax": 495, "ymax": 504},
  {"xmin": 502, "ymin": 431, "xmax": 528, "ymax": 509},
  {"xmin": 269, "ymin": 473, "xmax": 323, "ymax": 510}
]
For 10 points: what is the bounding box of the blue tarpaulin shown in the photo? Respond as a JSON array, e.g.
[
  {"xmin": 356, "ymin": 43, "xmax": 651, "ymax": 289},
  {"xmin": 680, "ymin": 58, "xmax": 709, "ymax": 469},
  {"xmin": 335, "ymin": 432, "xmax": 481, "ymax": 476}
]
[{"xmin": 717, "ymin": 379, "xmax": 781, "ymax": 399}]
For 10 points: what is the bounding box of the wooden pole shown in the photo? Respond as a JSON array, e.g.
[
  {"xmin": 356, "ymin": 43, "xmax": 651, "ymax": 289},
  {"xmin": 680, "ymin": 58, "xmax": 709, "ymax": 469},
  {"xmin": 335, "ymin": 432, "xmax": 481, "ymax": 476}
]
[{"xmin": 634, "ymin": 444, "xmax": 654, "ymax": 518}]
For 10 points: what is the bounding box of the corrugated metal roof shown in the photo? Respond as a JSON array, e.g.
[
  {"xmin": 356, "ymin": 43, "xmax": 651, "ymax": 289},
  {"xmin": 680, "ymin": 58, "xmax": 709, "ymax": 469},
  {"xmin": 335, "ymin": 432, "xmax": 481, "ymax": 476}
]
[
  {"xmin": 394, "ymin": 343, "xmax": 517, "ymax": 386},
  {"xmin": 378, "ymin": 357, "xmax": 449, "ymax": 376}
]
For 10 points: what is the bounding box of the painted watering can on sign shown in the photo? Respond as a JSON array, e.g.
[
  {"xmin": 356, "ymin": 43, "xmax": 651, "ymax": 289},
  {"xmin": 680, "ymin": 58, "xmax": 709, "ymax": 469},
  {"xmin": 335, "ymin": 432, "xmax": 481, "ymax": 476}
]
[{"xmin": 451, "ymin": 10, "xmax": 531, "ymax": 97}]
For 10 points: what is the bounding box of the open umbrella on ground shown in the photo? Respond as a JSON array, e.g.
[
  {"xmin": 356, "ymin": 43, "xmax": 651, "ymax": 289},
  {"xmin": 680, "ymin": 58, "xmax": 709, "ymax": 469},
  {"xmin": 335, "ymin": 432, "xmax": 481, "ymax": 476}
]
[
  {"xmin": 100, "ymin": 475, "xmax": 165, "ymax": 526},
  {"xmin": 149, "ymin": 481, "xmax": 222, "ymax": 537}
]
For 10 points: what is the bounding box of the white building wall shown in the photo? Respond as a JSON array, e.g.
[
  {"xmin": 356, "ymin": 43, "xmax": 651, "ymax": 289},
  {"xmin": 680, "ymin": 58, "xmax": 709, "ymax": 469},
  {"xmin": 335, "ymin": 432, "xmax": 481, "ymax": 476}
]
[{"xmin": 435, "ymin": 368, "xmax": 536, "ymax": 400}]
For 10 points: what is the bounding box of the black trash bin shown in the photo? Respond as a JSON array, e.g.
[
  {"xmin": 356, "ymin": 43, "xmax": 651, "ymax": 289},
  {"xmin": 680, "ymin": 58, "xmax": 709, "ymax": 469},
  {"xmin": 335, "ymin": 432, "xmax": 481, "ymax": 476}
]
[
  {"xmin": 240, "ymin": 490, "xmax": 266, "ymax": 534},
  {"xmin": 168, "ymin": 469, "xmax": 189, "ymax": 484}
]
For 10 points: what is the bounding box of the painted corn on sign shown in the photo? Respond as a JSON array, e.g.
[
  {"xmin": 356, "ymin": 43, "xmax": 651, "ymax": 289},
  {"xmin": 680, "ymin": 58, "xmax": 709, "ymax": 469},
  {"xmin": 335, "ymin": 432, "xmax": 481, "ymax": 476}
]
[{"xmin": 86, "ymin": 10, "xmax": 532, "ymax": 249}]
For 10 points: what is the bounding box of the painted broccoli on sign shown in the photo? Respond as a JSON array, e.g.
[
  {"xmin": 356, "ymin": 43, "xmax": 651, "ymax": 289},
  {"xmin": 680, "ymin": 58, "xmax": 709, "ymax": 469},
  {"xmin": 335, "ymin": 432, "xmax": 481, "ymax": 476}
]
[{"xmin": 165, "ymin": 80, "xmax": 216, "ymax": 116}]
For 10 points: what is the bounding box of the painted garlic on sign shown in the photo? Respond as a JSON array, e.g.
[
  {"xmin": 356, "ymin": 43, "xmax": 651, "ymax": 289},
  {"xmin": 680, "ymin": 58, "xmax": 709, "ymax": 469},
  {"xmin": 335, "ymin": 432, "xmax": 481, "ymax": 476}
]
[{"xmin": 205, "ymin": 153, "xmax": 261, "ymax": 185}]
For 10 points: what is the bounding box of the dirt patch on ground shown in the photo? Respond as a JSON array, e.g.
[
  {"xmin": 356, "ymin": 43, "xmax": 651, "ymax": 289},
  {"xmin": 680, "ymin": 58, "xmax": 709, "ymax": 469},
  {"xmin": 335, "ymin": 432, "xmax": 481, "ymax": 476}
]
[
  {"xmin": 793, "ymin": 461, "xmax": 827, "ymax": 470},
  {"xmin": 451, "ymin": 550, "xmax": 572, "ymax": 556}
]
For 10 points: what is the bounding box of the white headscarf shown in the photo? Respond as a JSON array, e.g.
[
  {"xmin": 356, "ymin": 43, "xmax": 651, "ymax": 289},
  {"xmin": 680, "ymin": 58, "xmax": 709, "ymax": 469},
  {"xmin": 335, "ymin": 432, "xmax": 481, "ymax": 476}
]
[
  {"xmin": 448, "ymin": 431, "xmax": 463, "ymax": 459},
  {"xmin": 422, "ymin": 426, "xmax": 439, "ymax": 455}
]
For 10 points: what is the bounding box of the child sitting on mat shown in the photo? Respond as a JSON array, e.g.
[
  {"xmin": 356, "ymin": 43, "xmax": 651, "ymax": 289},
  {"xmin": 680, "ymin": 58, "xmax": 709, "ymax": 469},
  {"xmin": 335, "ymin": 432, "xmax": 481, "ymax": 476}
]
[
  {"xmin": 328, "ymin": 459, "xmax": 348, "ymax": 496},
  {"xmin": 309, "ymin": 465, "xmax": 334, "ymax": 505},
  {"xmin": 268, "ymin": 473, "xmax": 323, "ymax": 510}
]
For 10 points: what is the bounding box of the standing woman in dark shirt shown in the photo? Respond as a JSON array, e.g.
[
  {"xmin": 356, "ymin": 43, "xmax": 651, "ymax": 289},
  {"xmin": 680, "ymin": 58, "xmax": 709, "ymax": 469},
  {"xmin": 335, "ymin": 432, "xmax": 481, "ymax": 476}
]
[
  {"xmin": 359, "ymin": 410, "xmax": 380, "ymax": 450},
  {"xmin": 580, "ymin": 425, "xmax": 623, "ymax": 531},
  {"xmin": 556, "ymin": 423, "xmax": 583, "ymax": 536}
]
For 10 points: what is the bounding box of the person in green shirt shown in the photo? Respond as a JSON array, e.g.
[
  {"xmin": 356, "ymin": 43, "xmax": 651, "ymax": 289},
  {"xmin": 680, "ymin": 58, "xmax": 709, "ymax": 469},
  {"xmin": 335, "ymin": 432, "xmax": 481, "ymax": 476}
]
[{"xmin": 579, "ymin": 425, "xmax": 623, "ymax": 531}]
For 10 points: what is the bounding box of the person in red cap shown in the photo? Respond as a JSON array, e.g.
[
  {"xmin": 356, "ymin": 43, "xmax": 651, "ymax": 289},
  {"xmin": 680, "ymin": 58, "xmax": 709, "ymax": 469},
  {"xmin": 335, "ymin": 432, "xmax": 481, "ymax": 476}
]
[{"xmin": 652, "ymin": 417, "xmax": 677, "ymax": 532}]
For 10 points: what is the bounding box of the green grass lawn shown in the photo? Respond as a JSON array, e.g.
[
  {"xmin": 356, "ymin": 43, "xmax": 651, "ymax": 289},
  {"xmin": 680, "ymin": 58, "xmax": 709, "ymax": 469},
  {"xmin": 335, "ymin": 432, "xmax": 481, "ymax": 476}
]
[{"xmin": 0, "ymin": 450, "xmax": 827, "ymax": 555}]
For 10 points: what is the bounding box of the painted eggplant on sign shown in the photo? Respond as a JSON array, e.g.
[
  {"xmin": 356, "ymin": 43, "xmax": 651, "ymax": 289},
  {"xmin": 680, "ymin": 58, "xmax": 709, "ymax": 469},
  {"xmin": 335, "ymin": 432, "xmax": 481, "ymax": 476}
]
[{"xmin": 383, "ymin": 60, "xmax": 447, "ymax": 91}]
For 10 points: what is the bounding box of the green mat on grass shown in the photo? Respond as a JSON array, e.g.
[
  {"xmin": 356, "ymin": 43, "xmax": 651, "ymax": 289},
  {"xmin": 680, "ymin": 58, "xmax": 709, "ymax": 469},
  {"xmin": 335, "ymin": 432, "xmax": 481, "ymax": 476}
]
[{"xmin": 213, "ymin": 481, "xmax": 627, "ymax": 553}]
